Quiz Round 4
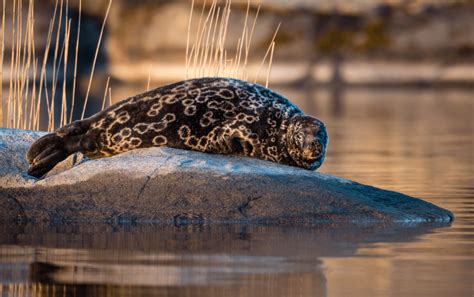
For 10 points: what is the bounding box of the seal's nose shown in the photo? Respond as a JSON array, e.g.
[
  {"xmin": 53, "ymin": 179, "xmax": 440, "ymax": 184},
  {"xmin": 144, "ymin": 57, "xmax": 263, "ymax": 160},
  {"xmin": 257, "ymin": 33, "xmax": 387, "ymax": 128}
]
[
  {"xmin": 314, "ymin": 140, "xmax": 324, "ymax": 158},
  {"xmin": 304, "ymin": 140, "xmax": 323, "ymax": 160},
  {"xmin": 316, "ymin": 125, "xmax": 328, "ymax": 147}
]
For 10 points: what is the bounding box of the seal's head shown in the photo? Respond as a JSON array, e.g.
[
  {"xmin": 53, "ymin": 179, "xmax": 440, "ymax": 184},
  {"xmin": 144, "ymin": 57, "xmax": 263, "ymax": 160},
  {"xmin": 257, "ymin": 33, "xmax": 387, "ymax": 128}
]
[{"xmin": 286, "ymin": 115, "xmax": 328, "ymax": 170}]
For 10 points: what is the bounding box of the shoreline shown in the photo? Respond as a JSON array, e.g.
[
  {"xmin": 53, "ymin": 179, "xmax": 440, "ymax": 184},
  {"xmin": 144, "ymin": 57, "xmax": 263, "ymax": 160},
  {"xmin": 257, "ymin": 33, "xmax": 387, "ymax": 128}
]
[{"xmin": 3, "ymin": 60, "xmax": 472, "ymax": 89}]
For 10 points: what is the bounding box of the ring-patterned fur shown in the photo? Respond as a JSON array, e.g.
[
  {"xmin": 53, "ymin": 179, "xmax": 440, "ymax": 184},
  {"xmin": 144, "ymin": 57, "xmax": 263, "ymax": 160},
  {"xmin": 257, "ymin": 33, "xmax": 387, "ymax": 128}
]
[{"xmin": 26, "ymin": 77, "xmax": 328, "ymax": 178}]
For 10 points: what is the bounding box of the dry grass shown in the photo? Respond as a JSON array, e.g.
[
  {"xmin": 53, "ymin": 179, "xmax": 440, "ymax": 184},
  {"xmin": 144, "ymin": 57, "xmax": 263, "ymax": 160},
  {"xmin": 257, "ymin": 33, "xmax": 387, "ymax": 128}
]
[
  {"xmin": 101, "ymin": 75, "xmax": 110, "ymax": 111},
  {"xmin": 0, "ymin": 0, "xmax": 112, "ymax": 132},
  {"xmin": 0, "ymin": 0, "xmax": 278, "ymax": 132},
  {"xmin": 2, "ymin": 0, "xmax": 63, "ymax": 131},
  {"xmin": 81, "ymin": 0, "xmax": 112, "ymax": 120},
  {"xmin": 69, "ymin": 0, "xmax": 81, "ymax": 123},
  {"xmin": 185, "ymin": 0, "xmax": 279, "ymax": 88},
  {"xmin": 0, "ymin": 0, "xmax": 6, "ymax": 127}
]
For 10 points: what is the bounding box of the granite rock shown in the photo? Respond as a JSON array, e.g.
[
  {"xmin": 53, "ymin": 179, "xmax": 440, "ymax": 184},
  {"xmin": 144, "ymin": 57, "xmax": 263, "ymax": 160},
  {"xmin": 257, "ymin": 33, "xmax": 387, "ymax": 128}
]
[{"xmin": 0, "ymin": 128, "xmax": 453, "ymax": 225}]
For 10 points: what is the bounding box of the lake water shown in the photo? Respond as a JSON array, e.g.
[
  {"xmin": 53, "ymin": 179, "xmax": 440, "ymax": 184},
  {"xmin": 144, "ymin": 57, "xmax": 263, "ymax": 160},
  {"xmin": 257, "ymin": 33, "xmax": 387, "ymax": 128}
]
[{"xmin": 0, "ymin": 87, "xmax": 472, "ymax": 297}]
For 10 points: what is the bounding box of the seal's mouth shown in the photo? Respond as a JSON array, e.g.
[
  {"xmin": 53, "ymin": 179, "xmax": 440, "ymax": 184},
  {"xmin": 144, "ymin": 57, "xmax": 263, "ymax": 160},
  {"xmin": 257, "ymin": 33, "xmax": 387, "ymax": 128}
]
[
  {"xmin": 302, "ymin": 139, "xmax": 326, "ymax": 170},
  {"xmin": 303, "ymin": 140, "xmax": 324, "ymax": 160},
  {"xmin": 308, "ymin": 158, "xmax": 323, "ymax": 171}
]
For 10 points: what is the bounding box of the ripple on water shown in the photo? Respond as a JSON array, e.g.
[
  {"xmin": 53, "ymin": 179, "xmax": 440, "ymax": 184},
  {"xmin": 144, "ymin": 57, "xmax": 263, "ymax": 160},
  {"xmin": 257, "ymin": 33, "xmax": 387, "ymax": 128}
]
[{"xmin": 0, "ymin": 88, "xmax": 473, "ymax": 297}]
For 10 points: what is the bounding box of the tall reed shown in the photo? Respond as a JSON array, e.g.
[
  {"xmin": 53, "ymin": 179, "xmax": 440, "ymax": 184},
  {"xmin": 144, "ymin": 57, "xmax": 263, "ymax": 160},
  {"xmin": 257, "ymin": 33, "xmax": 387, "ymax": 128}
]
[
  {"xmin": 0, "ymin": 0, "xmax": 112, "ymax": 132},
  {"xmin": 0, "ymin": 0, "xmax": 278, "ymax": 132},
  {"xmin": 1, "ymin": 0, "xmax": 5, "ymax": 127},
  {"xmin": 185, "ymin": 0, "xmax": 279, "ymax": 87}
]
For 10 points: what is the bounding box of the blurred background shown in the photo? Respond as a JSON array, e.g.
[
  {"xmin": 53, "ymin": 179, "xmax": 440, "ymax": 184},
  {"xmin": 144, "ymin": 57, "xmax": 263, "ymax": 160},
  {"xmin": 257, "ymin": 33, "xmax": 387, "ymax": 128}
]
[
  {"xmin": 0, "ymin": 1, "xmax": 473, "ymax": 297},
  {"xmin": 1, "ymin": 0, "xmax": 473, "ymax": 120}
]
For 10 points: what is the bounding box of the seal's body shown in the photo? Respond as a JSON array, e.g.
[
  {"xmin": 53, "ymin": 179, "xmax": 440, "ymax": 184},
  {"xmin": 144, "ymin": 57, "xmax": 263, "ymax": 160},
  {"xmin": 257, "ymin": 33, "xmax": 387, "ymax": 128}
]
[{"xmin": 27, "ymin": 77, "xmax": 328, "ymax": 178}]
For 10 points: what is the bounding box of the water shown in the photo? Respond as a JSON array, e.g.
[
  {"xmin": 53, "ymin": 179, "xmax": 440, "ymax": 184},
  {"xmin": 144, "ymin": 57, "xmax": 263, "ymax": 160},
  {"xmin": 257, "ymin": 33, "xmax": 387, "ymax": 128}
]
[{"xmin": 0, "ymin": 87, "xmax": 473, "ymax": 297}]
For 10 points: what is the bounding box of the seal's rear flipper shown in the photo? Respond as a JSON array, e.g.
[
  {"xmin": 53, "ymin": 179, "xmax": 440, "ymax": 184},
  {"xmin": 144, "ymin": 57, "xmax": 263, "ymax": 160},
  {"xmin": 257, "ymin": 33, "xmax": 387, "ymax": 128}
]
[
  {"xmin": 27, "ymin": 133, "xmax": 71, "ymax": 178},
  {"xmin": 26, "ymin": 120, "xmax": 93, "ymax": 178}
]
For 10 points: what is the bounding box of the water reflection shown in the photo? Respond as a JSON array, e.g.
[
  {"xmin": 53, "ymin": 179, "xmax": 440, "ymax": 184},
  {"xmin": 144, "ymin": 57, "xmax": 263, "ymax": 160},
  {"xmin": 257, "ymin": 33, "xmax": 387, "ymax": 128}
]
[
  {"xmin": 0, "ymin": 222, "xmax": 450, "ymax": 297},
  {"xmin": 0, "ymin": 87, "xmax": 473, "ymax": 297}
]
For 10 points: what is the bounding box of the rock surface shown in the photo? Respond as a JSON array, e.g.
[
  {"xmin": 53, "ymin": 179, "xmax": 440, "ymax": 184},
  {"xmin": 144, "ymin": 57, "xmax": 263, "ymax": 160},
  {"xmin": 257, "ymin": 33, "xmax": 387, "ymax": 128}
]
[{"xmin": 0, "ymin": 128, "xmax": 453, "ymax": 224}]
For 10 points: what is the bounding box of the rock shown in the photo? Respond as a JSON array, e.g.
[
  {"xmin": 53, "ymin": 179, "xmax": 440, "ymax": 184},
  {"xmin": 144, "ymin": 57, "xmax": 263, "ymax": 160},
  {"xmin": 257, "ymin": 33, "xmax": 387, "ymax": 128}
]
[
  {"xmin": 0, "ymin": 128, "xmax": 453, "ymax": 225},
  {"xmin": 0, "ymin": 129, "xmax": 45, "ymax": 187}
]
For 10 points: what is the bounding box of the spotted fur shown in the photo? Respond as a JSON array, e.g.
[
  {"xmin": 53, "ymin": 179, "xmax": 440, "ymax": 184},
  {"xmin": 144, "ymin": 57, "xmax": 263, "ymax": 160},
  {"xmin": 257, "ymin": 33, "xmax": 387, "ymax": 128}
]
[{"xmin": 27, "ymin": 77, "xmax": 328, "ymax": 178}]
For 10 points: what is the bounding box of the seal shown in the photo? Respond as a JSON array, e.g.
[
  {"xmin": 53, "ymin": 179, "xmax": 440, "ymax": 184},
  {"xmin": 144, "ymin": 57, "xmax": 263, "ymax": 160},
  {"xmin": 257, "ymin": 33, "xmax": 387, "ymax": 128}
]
[{"xmin": 26, "ymin": 77, "xmax": 328, "ymax": 178}]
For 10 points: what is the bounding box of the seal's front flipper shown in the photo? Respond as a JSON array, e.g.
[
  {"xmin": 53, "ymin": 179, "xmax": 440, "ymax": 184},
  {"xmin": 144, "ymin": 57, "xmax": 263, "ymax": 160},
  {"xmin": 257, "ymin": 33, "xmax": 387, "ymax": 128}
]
[{"xmin": 26, "ymin": 120, "xmax": 92, "ymax": 178}]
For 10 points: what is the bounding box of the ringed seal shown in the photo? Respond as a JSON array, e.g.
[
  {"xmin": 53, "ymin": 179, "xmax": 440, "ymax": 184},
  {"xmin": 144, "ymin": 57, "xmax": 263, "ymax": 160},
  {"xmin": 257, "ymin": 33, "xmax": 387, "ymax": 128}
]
[{"xmin": 27, "ymin": 77, "xmax": 328, "ymax": 177}]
